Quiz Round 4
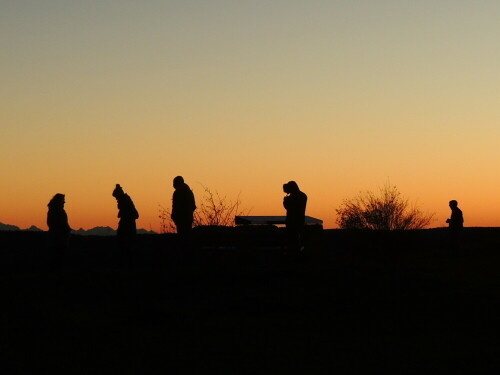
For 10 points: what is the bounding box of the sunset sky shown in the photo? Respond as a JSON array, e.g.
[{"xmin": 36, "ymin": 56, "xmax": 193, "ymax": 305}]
[{"xmin": 1, "ymin": 0, "xmax": 499, "ymax": 231}]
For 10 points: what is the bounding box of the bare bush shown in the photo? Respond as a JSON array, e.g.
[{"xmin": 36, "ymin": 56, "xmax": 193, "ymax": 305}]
[
  {"xmin": 336, "ymin": 183, "xmax": 434, "ymax": 230},
  {"xmin": 158, "ymin": 185, "xmax": 250, "ymax": 233},
  {"xmin": 193, "ymin": 185, "xmax": 249, "ymax": 226},
  {"xmin": 158, "ymin": 204, "xmax": 177, "ymax": 233}
]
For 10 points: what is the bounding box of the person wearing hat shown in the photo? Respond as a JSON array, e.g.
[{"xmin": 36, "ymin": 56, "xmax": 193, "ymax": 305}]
[{"xmin": 112, "ymin": 184, "xmax": 139, "ymax": 252}]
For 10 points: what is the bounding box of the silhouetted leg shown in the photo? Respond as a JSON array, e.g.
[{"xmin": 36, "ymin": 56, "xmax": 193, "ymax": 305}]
[
  {"xmin": 449, "ymin": 229, "xmax": 463, "ymax": 255},
  {"xmin": 286, "ymin": 227, "xmax": 302, "ymax": 255},
  {"xmin": 117, "ymin": 235, "xmax": 129, "ymax": 265},
  {"xmin": 48, "ymin": 233, "xmax": 68, "ymax": 274},
  {"xmin": 175, "ymin": 221, "xmax": 193, "ymax": 250},
  {"xmin": 118, "ymin": 220, "xmax": 137, "ymax": 267},
  {"xmin": 49, "ymin": 245, "xmax": 62, "ymax": 273}
]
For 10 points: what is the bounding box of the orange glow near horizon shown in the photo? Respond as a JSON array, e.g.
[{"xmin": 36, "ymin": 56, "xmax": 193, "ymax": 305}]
[
  {"xmin": 1, "ymin": 1, "xmax": 499, "ymax": 231},
  {"xmin": 2, "ymin": 177, "xmax": 500, "ymax": 232}
]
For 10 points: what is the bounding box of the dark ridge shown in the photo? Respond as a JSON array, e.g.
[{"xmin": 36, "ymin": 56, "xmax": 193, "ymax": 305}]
[{"xmin": 2, "ymin": 228, "xmax": 500, "ymax": 373}]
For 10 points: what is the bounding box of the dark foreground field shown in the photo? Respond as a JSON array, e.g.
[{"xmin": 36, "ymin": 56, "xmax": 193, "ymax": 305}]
[{"xmin": 2, "ymin": 228, "xmax": 500, "ymax": 374}]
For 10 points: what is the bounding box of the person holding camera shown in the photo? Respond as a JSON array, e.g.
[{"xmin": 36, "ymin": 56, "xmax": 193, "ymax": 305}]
[
  {"xmin": 446, "ymin": 199, "xmax": 463, "ymax": 250},
  {"xmin": 446, "ymin": 200, "xmax": 463, "ymax": 229},
  {"xmin": 283, "ymin": 181, "xmax": 307, "ymax": 253}
]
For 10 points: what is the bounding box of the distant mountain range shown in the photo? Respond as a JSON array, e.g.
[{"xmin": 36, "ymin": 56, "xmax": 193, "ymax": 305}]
[
  {"xmin": 0, "ymin": 223, "xmax": 43, "ymax": 232},
  {"xmin": 0, "ymin": 222, "xmax": 156, "ymax": 235}
]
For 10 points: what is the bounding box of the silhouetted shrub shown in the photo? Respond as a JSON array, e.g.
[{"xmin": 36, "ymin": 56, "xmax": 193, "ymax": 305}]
[
  {"xmin": 158, "ymin": 204, "xmax": 177, "ymax": 233},
  {"xmin": 336, "ymin": 183, "xmax": 434, "ymax": 230},
  {"xmin": 193, "ymin": 185, "xmax": 249, "ymax": 227}
]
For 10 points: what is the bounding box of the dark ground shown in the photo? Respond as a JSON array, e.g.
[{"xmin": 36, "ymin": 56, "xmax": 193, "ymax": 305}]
[{"xmin": 1, "ymin": 227, "xmax": 500, "ymax": 374}]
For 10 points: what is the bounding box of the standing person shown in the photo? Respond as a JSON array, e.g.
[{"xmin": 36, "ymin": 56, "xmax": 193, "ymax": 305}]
[
  {"xmin": 47, "ymin": 193, "xmax": 72, "ymax": 270},
  {"xmin": 171, "ymin": 176, "xmax": 196, "ymax": 236},
  {"xmin": 446, "ymin": 199, "xmax": 464, "ymax": 250},
  {"xmin": 283, "ymin": 181, "xmax": 307, "ymax": 253},
  {"xmin": 112, "ymin": 184, "xmax": 139, "ymax": 253}
]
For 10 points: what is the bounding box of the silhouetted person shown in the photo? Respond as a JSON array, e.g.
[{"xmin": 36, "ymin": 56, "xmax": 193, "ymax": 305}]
[
  {"xmin": 47, "ymin": 193, "xmax": 71, "ymax": 270},
  {"xmin": 112, "ymin": 184, "xmax": 139, "ymax": 254},
  {"xmin": 171, "ymin": 176, "xmax": 196, "ymax": 237},
  {"xmin": 446, "ymin": 200, "xmax": 463, "ymax": 250},
  {"xmin": 283, "ymin": 181, "xmax": 307, "ymax": 253}
]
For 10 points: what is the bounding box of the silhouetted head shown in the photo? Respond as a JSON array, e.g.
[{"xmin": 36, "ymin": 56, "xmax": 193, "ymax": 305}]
[
  {"xmin": 284, "ymin": 181, "xmax": 300, "ymax": 194},
  {"xmin": 48, "ymin": 193, "xmax": 65, "ymax": 208},
  {"xmin": 449, "ymin": 200, "xmax": 458, "ymax": 208},
  {"xmin": 173, "ymin": 176, "xmax": 184, "ymax": 189},
  {"xmin": 112, "ymin": 184, "xmax": 125, "ymax": 199}
]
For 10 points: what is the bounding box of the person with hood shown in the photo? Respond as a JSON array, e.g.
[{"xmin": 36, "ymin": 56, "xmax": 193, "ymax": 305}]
[
  {"xmin": 283, "ymin": 181, "xmax": 307, "ymax": 253},
  {"xmin": 47, "ymin": 193, "xmax": 72, "ymax": 269},
  {"xmin": 171, "ymin": 176, "xmax": 196, "ymax": 236},
  {"xmin": 112, "ymin": 184, "xmax": 139, "ymax": 250}
]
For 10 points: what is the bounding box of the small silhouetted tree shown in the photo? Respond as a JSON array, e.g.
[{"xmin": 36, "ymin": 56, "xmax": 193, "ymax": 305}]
[
  {"xmin": 336, "ymin": 183, "xmax": 434, "ymax": 230},
  {"xmin": 158, "ymin": 185, "xmax": 250, "ymax": 233},
  {"xmin": 193, "ymin": 185, "xmax": 249, "ymax": 226},
  {"xmin": 158, "ymin": 204, "xmax": 177, "ymax": 233}
]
